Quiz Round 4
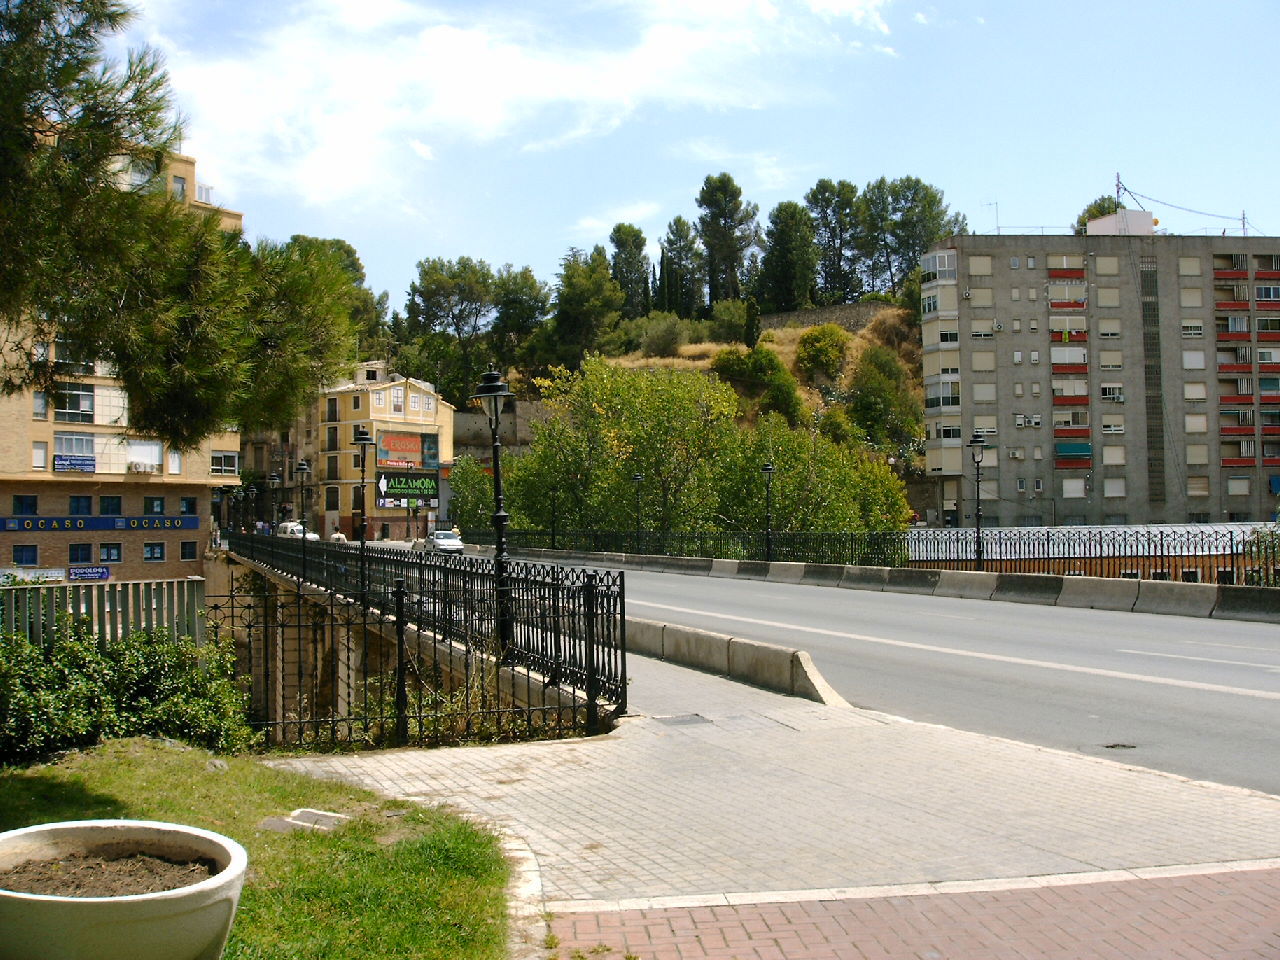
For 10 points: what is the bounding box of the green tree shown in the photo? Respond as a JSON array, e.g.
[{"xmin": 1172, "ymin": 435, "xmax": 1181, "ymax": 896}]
[
  {"xmin": 841, "ymin": 343, "xmax": 924, "ymax": 456},
  {"xmin": 397, "ymin": 256, "xmax": 495, "ymax": 405},
  {"xmin": 711, "ymin": 344, "xmax": 804, "ymax": 426},
  {"xmin": 805, "ymin": 178, "xmax": 863, "ymax": 304},
  {"xmin": 489, "ymin": 265, "xmax": 549, "ymax": 375},
  {"xmin": 708, "ymin": 299, "xmax": 747, "ymax": 343},
  {"xmin": 1073, "ymin": 195, "xmax": 1124, "ymax": 235},
  {"xmin": 547, "ymin": 246, "xmax": 624, "ymax": 369},
  {"xmin": 857, "ymin": 176, "xmax": 967, "ymax": 297},
  {"xmin": 696, "ymin": 173, "xmax": 759, "ymax": 305},
  {"xmin": 653, "ymin": 216, "xmax": 704, "ymax": 319},
  {"xmin": 759, "ymin": 201, "xmax": 818, "ymax": 313},
  {"xmin": 288, "ymin": 235, "xmax": 389, "ymax": 361},
  {"xmin": 0, "ymin": 1, "xmax": 359, "ymax": 447},
  {"xmin": 795, "ymin": 323, "xmax": 850, "ymax": 383},
  {"xmin": 609, "ymin": 223, "xmax": 651, "ymax": 320}
]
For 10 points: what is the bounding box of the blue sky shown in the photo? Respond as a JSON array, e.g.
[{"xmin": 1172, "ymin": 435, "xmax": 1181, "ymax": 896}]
[{"xmin": 116, "ymin": 0, "xmax": 1278, "ymax": 306}]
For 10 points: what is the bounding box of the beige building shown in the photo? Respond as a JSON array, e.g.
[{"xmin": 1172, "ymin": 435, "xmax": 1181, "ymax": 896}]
[
  {"xmin": 920, "ymin": 212, "xmax": 1280, "ymax": 527},
  {"xmin": 0, "ymin": 155, "xmax": 243, "ymax": 583},
  {"xmin": 242, "ymin": 361, "xmax": 455, "ymax": 542}
]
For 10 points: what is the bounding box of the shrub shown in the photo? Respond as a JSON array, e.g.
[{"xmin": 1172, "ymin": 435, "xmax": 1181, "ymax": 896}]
[
  {"xmin": 795, "ymin": 323, "xmax": 850, "ymax": 382},
  {"xmin": 641, "ymin": 315, "xmax": 686, "ymax": 357},
  {"xmin": 0, "ymin": 621, "xmax": 256, "ymax": 765}
]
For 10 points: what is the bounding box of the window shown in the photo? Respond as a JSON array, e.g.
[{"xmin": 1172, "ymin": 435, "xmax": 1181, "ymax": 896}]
[
  {"xmin": 972, "ymin": 383, "xmax": 997, "ymax": 403},
  {"xmin": 143, "ymin": 542, "xmax": 165, "ymax": 561},
  {"xmin": 1014, "ymin": 382, "xmax": 1024, "ymax": 397},
  {"xmin": 1185, "ymin": 413, "xmax": 1208, "ymax": 433},
  {"xmin": 180, "ymin": 496, "xmax": 198, "ymax": 515},
  {"xmin": 180, "ymin": 541, "xmax": 198, "ymax": 561},
  {"xmin": 939, "ymin": 329, "xmax": 959, "ymax": 343},
  {"xmin": 1178, "ymin": 257, "xmax": 1202, "ymax": 276},
  {"xmin": 971, "ymin": 351, "xmax": 996, "ymax": 371},
  {"xmin": 32, "ymin": 441, "xmax": 47, "ymax": 470},
  {"xmin": 1187, "ymin": 476, "xmax": 1210, "ymax": 497},
  {"xmin": 33, "ymin": 391, "xmax": 47, "ymax": 418},
  {"xmin": 69, "ymin": 495, "xmax": 92, "ymax": 516},
  {"xmin": 1228, "ymin": 476, "xmax": 1250, "ymax": 496},
  {"xmin": 1026, "ymin": 256, "xmax": 1037, "ymax": 270},
  {"xmin": 1009, "ymin": 257, "xmax": 1020, "ymax": 270},
  {"xmin": 100, "ymin": 543, "xmax": 122, "ymax": 563},
  {"xmin": 921, "ymin": 294, "xmax": 938, "ymax": 313},
  {"xmin": 1031, "ymin": 382, "xmax": 1041, "ymax": 397},
  {"xmin": 409, "ymin": 393, "xmax": 421, "ymax": 411},
  {"xmin": 1180, "ymin": 288, "xmax": 1203, "ymax": 308},
  {"xmin": 1052, "ymin": 380, "xmax": 1088, "ymax": 398},
  {"xmin": 1050, "ymin": 346, "xmax": 1087, "ymax": 365},
  {"xmin": 1100, "ymin": 383, "xmax": 1125, "ymax": 402},
  {"xmin": 1102, "ymin": 446, "xmax": 1126, "ymax": 465},
  {"xmin": 53, "ymin": 381, "xmax": 94, "ymax": 422},
  {"xmin": 968, "ymin": 288, "xmax": 994, "ymax": 307},
  {"xmin": 1103, "ymin": 477, "xmax": 1126, "ymax": 498},
  {"xmin": 55, "ymin": 432, "xmax": 94, "ymax": 456},
  {"xmin": 1186, "ymin": 444, "xmax": 1209, "ymax": 465},
  {"xmin": 1182, "ymin": 350, "xmax": 1205, "ymax": 370},
  {"xmin": 1013, "ymin": 351, "xmax": 1023, "ymax": 364},
  {"xmin": 1094, "ymin": 255, "xmax": 1117, "ymax": 275},
  {"xmin": 925, "ymin": 382, "xmax": 960, "ymax": 409},
  {"xmin": 352, "ymin": 394, "xmax": 361, "ymax": 410},
  {"xmin": 69, "ymin": 543, "xmax": 92, "ymax": 564},
  {"xmin": 374, "ymin": 391, "xmax": 385, "ymax": 407},
  {"xmin": 970, "ymin": 319, "xmax": 994, "ymax": 339},
  {"xmin": 1182, "ymin": 319, "xmax": 1203, "ymax": 338},
  {"xmin": 1262, "ymin": 376, "xmax": 1280, "ymax": 394},
  {"xmin": 1063, "ymin": 478, "xmax": 1086, "ymax": 498},
  {"xmin": 171, "ymin": 175, "xmax": 186, "ymax": 199},
  {"xmin": 12, "ymin": 495, "xmax": 37, "ymax": 515},
  {"xmin": 1010, "ymin": 288, "xmax": 1021, "ymax": 301},
  {"xmin": 128, "ymin": 439, "xmax": 162, "ymax": 471},
  {"xmin": 1095, "ymin": 287, "xmax": 1120, "ymax": 308},
  {"xmin": 921, "ymin": 251, "xmax": 957, "ymax": 282},
  {"xmin": 325, "ymin": 486, "xmax": 340, "ymax": 510},
  {"xmin": 1034, "ymin": 477, "xmax": 1044, "ymax": 490},
  {"xmin": 143, "ymin": 496, "xmax": 164, "ymax": 516},
  {"xmin": 973, "ymin": 415, "xmax": 998, "ymax": 436},
  {"xmin": 168, "ymin": 449, "xmax": 182, "ymax": 474},
  {"xmin": 1184, "ymin": 382, "xmax": 1207, "ymax": 402},
  {"xmin": 1257, "ymin": 286, "xmax": 1280, "ymax": 302},
  {"xmin": 1098, "ymin": 350, "xmax": 1122, "ymax": 370},
  {"xmin": 1011, "ymin": 319, "xmax": 1022, "ymax": 332},
  {"xmin": 1030, "ymin": 351, "xmax": 1040, "ymax": 364},
  {"xmin": 1016, "ymin": 478, "xmax": 1026, "ymax": 492},
  {"xmin": 1102, "ymin": 415, "xmax": 1124, "ymax": 434},
  {"xmin": 211, "ymin": 451, "xmax": 239, "ymax": 475},
  {"xmin": 12, "ymin": 545, "xmax": 37, "ymax": 566},
  {"xmin": 365, "ymin": 368, "xmax": 378, "ymax": 381}
]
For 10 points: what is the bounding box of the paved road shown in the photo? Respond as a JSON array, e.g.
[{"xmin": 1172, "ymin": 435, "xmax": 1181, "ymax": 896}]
[{"xmin": 624, "ymin": 570, "xmax": 1280, "ymax": 795}]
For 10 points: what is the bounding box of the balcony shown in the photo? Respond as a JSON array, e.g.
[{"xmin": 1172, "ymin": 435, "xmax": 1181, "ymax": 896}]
[
  {"xmin": 1260, "ymin": 363, "xmax": 1280, "ymax": 374},
  {"xmin": 1052, "ymin": 364, "xmax": 1089, "ymax": 375},
  {"xmin": 1258, "ymin": 300, "xmax": 1280, "ymax": 312},
  {"xmin": 1052, "ymin": 395, "xmax": 1090, "ymax": 405},
  {"xmin": 1222, "ymin": 457, "xmax": 1257, "ymax": 467},
  {"xmin": 1220, "ymin": 425, "xmax": 1255, "ymax": 436},
  {"xmin": 1216, "ymin": 300, "xmax": 1250, "ymax": 311},
  {"xmin": 1264, "ymin": 458, "xmax": 1280, "ymax": 467},
  {"xmin": 1257, "ymin": 271, "xmax": 1280, "ymax": 281},
  {"xmin": 1053, "ymin": 427, "xmax": 1091, "ymax": 438},
  {"xmin": 1049, "ymin": 299, "xmax": 1086, "ymax": 311},
  {"xmin": 1054, "ymin": 458, "xmax": 1092, "ymax": 469},
  {"xmin": 1216, "ymin": 330, "xmax": 1251, "ymax": 341},
  {"xmin": 1220, "ymin": 394, "xmax": 1254, "ymax": 405},
  {"xmin": 1217, "ymin": 362, "xmax": 1251, "ymax": 374},
  {"xmin": 1048, "ymin": 268, "xmax": 1086, "ymax": 279},
  {"xmin": 1050, "ymin": 330, "xmax": 1087, "ymax": 342},
  {"xmin": 1213, "ymin": 269, "xmax": 1249, "ymax": 280},
  {"xmin": 1259, "ymin": 331, "xmax": 1280, "ymax": 341},
  {"xmin": 1262, "ymin": 394, "xmax": 1280, "ymax": 405},
  {"xmin": 1263, "ymin": 425, "xmax": 1280, "ymax": 436}
]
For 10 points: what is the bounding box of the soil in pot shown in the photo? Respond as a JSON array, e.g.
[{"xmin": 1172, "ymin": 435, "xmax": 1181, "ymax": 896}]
[{"xmin": 0, "ymin": 847, "xmax": 218, "ymax": 897}]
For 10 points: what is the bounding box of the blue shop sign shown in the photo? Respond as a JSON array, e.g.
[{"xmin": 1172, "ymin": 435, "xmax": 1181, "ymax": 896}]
[
  {"xmin": 68, "ymin": 566, "xmax": 111, "ymax": 581},
  {"xmin": 2, "ymin": 516, "xmax": 200, "ymax": 532},
  {"xmin": 53, "ymin": 454, "xmax": 96, "ymax": 472}
]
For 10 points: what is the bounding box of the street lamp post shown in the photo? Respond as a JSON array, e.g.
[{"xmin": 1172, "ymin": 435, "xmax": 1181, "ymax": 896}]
[
  {"xmin": 353, "ymin": 427, "xmax": 377, "ymax": 602},
  {"xmin": 632, "ymin": 473, "xmax": 643, "ymax": 554},
  {"xmin": 247, "ymin": 485, "xmax": 258, "ymax": 531},
  {"xmin": 549, "ymin": 487, "xmax": 558, "ymax": 552},
  {"xmin": 296, "ymin": 459, "xmax": 312, "ymax": 583},
  {"xmin": 761, "ymin": 462, "xmax": 775, "ymax": 563},
  {"xmin": 471, "ymin": 371, "xmax": 514, "ymax": 661},
  {"xmin": 968, "ymin": 432, "xmax": 986, "ymax": 571},
  {"xmin": 267, "ymin": 473, "xmax": 280, "ymax": 533}
]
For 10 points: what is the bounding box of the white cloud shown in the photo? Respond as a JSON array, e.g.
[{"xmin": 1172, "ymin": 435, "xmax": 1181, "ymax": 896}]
[
  {"xmin": 573, "ymin": 201, "xmax": 663, "ymax": 236},
  {"xmin": 681, "ymin": 139, "xmax": 798, "ymax": 193},
  {"xmin": 124, "ymin": 1, "xmax": 900, "ymax": 214}
]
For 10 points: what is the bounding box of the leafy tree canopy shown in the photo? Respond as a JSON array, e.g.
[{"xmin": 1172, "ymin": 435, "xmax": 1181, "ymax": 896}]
[
  {"xmin": 1073, "ymin": 195, "xmax": 1125, "ymax": 235},
  {"xmin": 696, "ymin": 172, "xmax": 759, "ymax": 305}
]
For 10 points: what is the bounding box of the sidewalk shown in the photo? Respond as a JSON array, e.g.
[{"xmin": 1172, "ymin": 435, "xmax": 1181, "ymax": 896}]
[{"xmin": 274, "ymin": 655, "xmax": 1280, "ymax": 959}]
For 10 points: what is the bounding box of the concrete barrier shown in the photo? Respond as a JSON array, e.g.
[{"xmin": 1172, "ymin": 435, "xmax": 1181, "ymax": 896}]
[
  {"xmin": 800, "ymin": 563, "xmax": 846, "ymax": 587},
  {"xmin": 839, "ymin": 566, "xmax": 888, "ymax": 591},
  {"xmin": 662, "ymin": 624, "xmax": 730, "ymax": 675},
  {"xmin": 765, "ymin": 562, "xmax": 806, "ymax": 583},
  {"xmin": 790, "ymin": 651, "xmax": 852, "ymax": 707},
  {"xmin": 992, "ymin": 574, "xmax": 1063, "ymax": 605},
  {"xmin": 884, "ymin": 567, "xmax": 940, "ymax": 595},
  {"xmin": 626, "ymin": 617, "xmax": 665, "ymax": 657},
  {"xmin": 1057, "ymin": 575, "xmax": 1138, "ymax": 612},
  {"xmin": 710, "ymin": 559, "xmax": 739, "ymax": 578},
  {"xmin": 933, "ymin": 569, "xmax": 998, "ymax": 601},
  {"xmin": 1210, "ymin": 585, "xmax": 1280, "ymax": 623},
  {"xmin": 656, "ymin": 556, "xmax": 714, "ymax": 576},
  {"xmin": 1132, "ymin": 580, "xmax": 1219, "ymax": 618},
  {"xmin": 735, "ymin": 560, "xmax": 772, "ymax": 580},
  {"xmin": 728, "ymin": 637, "xmax": 795, "ymax": 692}
]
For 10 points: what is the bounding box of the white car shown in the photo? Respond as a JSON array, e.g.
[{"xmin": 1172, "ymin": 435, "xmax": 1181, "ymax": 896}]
[
  {"xmin": 425, "ymin": 530, "xmax": 465, "ymax": 554},
  {"xmin": 275, "ymin": 521, "xmax": 320, "ymax": 541}
]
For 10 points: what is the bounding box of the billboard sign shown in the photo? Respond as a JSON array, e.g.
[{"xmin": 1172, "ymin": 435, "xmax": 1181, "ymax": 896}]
[
  {"xmin": 375, "ymin": 471, "xmax": 438, "ymax": 508},
  {"xmin": 376, "ymin": 431, "xmax": 440, "ymax": 469}
]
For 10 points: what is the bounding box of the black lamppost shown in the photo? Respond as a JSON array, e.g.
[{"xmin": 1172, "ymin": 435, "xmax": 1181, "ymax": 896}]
[
  {"xmin": 247, "ymin": 485, "xmax": 258, "ymax": 531},
  {"xmin": 632, "ymin": 473, "xmax": 643, "ymax": 553},
  {"xmin": 354, "ymin": 427, "xmax": 377, "ymax": 600},
  {"xmin": 761, "ymin": 462, "xmax": 775, "ymax": 563},
  {"xmin": 471, "ymin": 371, "xmax": 514, "ymax": 660},
  {"xmin": 264, "ymin": 473, "xmax": 277, "ymax": 535},
  {"xmin": 295, "ymin": 458, "xmax": 312, "ymax": 582},
  {"xmin": 968, "ymin": 432, "xmax": 986, "ymax": 571},
  {"xmin": 549, "ymin": 487, "xmax": 558, "ymax": 551}
]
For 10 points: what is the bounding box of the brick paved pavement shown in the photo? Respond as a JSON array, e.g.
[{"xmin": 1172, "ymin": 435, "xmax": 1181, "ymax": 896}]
[{"xmin": 274, "ymin": 654, "xmax": 1280, "ymax": 959}]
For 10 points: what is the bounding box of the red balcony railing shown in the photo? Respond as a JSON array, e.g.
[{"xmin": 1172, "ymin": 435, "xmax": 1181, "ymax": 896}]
[
  {"xmin": 1216, "ymin": 300, "xmax": 1250, "ymax": 311},
  {"xmin": 1216, "ymin": 331, "xmax": 1251, "ymax": 341},
  {"xmin": 1221, "ymin": 457, "xmax": 1257, "ymax": 467},
  {"xmin": 1049, "ymin": 300, "xmax": 1086, "ymax": 310},
  {"xmin": 1220, "ymin": 425, "xmax": 1255, "ymax": 436},
  {"xmin": 1054, "ymin": 458, "xmax": 1092, "ymax": 469},
  {"xmin": 1048, "ymin": 268, "xmax": 1086, "ymax": 279},
  {"xmin": 1052, "ymin": 364, "xmax": 1089, "ymax": 375},
  {"xmin": 1052, "ymin": 395, "xmax": 1090, "ymax": 405},
  {"xmin": 1053, "ymin": 427, "xmax": 1091, "ymax": 438},
  {"xmin": 1218, "ymin": 363, "xmax": 1251, "ymax": 373},
  {"xmin": 1213, "ymin": 269, "xmax": 1248, "ymax": 279},
  {"xmin": 1050, "ymin": 330, "xmax": 1087, "ymax": 342}
]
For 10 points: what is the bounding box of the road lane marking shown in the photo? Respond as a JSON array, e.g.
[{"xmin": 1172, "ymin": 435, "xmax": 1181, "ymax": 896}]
[
  {"xmin": 630, "ymin": 599, "xmax": 1280, "ymax": 701},
  {"xmin": 1119, "ymin": 649, "xmax": 1280, "ymax": 672}
]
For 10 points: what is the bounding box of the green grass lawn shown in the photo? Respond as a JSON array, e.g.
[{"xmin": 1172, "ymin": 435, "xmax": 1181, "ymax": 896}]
[{"xmin": 0, "ymin": 738, "xmax": 509, "ymax": 960}]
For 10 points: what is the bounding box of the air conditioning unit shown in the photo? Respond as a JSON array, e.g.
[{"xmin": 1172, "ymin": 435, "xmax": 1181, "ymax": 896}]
[
  {"xmin": 992, "ymin": 321, "xmax": 1004, "ymax": 331},
  {"xmin": 127, "ymin": 461, "xmax": 156, "ymax": 474},
  {"xmin": 962, "ymin": 289, "xmax": 971, "ymax": 299},
  {"xmin": 1009, "ymin": 449, "xmax": 1024, "ymax": 459}
]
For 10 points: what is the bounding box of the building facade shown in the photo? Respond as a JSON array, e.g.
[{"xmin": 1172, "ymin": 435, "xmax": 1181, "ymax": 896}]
[
  {"xmin": 919, "ymin": 212, "xmax": 1280, "ymax": 527},
  {"xmin": 242, "ymin": 362, "xmax": 455, "ymax": 542},
  {"xmin": 0, "ymin": 155, "xmax": 243, "ymax": 583}
]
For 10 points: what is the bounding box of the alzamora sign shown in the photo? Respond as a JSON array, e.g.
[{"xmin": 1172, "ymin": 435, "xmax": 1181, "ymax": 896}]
[
  {"xmin": 375, "ymin": 471, "xmax": 438, "ymax": 508},
  {"xmin": 1, "ymin": 516, "xmax": 200, "ymax": 532}
]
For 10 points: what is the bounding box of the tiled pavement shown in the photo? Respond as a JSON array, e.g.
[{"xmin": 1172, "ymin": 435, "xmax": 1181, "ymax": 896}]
[{"xmin": 274, "ymin": 655, "xmax": 1280, "ymax": 959}]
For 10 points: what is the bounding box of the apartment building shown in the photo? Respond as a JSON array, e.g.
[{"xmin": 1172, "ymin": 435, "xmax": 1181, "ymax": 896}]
[
  {"xmin": 0, "ymin": 156, "xmax": 243, "ymax": 583},
  {"xmin": 241, "ymin": 361, "xmax": 455, "ymax": 542},
  {"xmin": 919, "ymin": 211, "xmax": 1280, "ymax": 527}
]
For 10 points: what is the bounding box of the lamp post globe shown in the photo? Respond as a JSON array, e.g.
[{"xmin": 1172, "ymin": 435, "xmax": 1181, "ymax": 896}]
[{"xmin": 968, "ymin": 432, "xmax": 986, "ymax": 571}]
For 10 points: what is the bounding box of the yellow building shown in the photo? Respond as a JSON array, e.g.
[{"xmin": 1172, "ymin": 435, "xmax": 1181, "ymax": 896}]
[
  {"xmin": 243, "ymin": 361, "xmax": 456, "ymax": 542},
  {"xmin": 0, "ymin": 155, "xmax": 243, "ymax": 583}
]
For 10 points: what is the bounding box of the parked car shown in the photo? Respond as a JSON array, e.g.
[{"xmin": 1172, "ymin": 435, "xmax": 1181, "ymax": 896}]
[
  {"xmin": 424, "ymin": 530, "xmax": 465, "ymax": 554},
  {"xmin": 275, "ymin": 521, "xmax": 320, "ymax": 541}
]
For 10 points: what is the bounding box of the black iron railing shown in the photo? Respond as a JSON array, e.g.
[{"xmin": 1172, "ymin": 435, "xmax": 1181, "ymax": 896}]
[
  {"xmin": 222, "ymin": 533, "xmax": 626, "ymax": 747},
  {"xmin": 468, "ymin": 523, "xmax": 1280, "ymax": 585}
]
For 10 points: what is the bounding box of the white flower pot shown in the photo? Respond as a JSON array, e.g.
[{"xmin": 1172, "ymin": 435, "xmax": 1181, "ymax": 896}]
[{"xmin": 0, "ymin": 819, "xmax": 248, "ymax": 960}]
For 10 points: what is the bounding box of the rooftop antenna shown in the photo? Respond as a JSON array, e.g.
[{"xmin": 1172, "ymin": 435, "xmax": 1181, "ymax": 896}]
[{"xmin": 984, "ymin": 201, "xmax": 1000, "ymax": 235}]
